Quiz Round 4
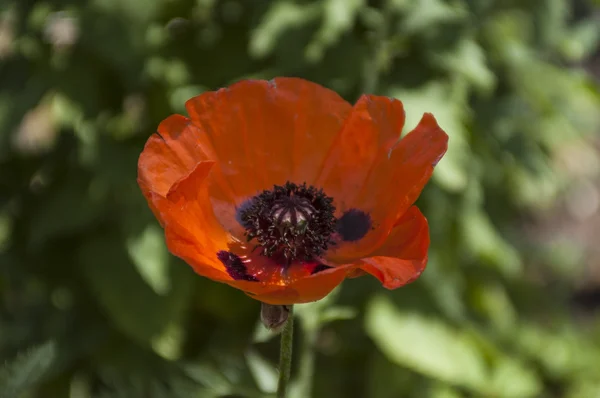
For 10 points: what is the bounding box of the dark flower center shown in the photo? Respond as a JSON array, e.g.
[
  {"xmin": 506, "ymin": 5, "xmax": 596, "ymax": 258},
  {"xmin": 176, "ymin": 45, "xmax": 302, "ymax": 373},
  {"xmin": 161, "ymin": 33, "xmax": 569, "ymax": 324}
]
[{"xmin": 239, "ymin": 182, "xmax": 337, "ymax": 263}]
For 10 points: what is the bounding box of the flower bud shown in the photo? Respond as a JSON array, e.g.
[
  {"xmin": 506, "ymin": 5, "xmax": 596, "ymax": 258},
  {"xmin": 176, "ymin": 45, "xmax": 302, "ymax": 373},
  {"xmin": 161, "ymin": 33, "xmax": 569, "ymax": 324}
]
[{"xmin": 260, "ymin": 303, "xmax": 291, "ymax": 333}]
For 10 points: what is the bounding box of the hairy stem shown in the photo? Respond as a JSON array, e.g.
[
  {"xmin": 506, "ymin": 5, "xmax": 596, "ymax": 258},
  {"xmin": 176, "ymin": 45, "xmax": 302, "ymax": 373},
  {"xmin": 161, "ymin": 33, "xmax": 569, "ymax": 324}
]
[
  {"xmin": 295, "ymin": 318, "xmax": 317, "ymax": 398},
  {"xmin": 277, "ymin": 306, "xmax": 294, "ymax": 398}
]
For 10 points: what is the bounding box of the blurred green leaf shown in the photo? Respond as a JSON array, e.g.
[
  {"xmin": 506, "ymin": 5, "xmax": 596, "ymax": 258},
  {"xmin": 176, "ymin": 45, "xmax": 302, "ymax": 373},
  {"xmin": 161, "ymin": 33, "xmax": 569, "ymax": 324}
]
[
  {"xmin": 399, "ymin": 0, "xmax": 467, "ymax": 34},
  {"xmin": 470, "ymin": 281, "xmax": 517, "ymax": 333},
  {"xmin": 392, "ymin": 81, "xmax": 470, "ymax": 192},
  {"xmin": 127, "ymin": 225, "xmax": 171, "ymax": 296},
  {"xmin": 430, "ymin": 38, "xmax": 496, "ymax": 93},
  {"xmin": 488, "ymin": 355, "xmax": 541, "ymax": 398},
  {"xmin": 169, "ymin": 85, "xmax": 207, "ymax": 114},
  {"xmin": 366, "ymin": 295, "xmax": 487, "ymax": 391},
  {"xmin": 460, "ymin": 208, "xmax": 522, "ymax": 276},
  {"xmin": 249, "ymin": 1, "xmax": 320, "ymax": 59},
  {"xmin": 29, "ymin": 178, "xmax": 103, "ymax": 249},
  {"xmin": 180, "ymin": 361, "xmax": 232, "ymax": 396},
  {"xmin": 560, "ymin": 18, "xmax": 600, "ymax": 62},
  {"xmin": 0, "ymin": 341, "xmax": 56, "ymax": 398},
  {"xmin": 252, "ymin": 319, "xmax": 279, "ymax": 344},
  {"xmin": 305, "ymin": 0, "xmax": 364, "ymax": 62},
  {"xmin": 295, "ymin": 286, "xmax": 351, "ymax": 332},
  {"xmin": 79, "ymin": 235, "xmax": 193, "ymax": 347},
  {"xmin": 319, "ymin": 306, "xmax": 357, "ymax": 324},
  {"xmin": 516, "ymin": 324, "xmax": 600, "ymax": 380},
  {"xmin": 366, "ymin": 351, "xmax": 414, "ymax": 398},
  {"xmin": 421, "ymin": 254, "xmax": 466, "ymax": 320},
  {"xmin": 429, "ymin": 384, "xmax": 464, "ymax": 398},
  {"xmin": 246, "ymin": 349, "xmax": 277, "ymax": 393},
  {"xmin": 151, "ymin": 322, "xmax": 185, "ymax": 361},
  {"xmin": 0, "ymin": 211, "xmax": 12, "ymax": 250}
]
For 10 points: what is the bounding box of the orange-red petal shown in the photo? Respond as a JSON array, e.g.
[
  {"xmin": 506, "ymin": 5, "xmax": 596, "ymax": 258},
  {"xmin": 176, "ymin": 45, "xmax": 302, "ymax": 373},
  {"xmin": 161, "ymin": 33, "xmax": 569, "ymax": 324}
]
[
  {"xmin": 185, "ymin": 78, "xmax": 351, "ymax": 204},
  {"xmin": 137, "ymin": 114, "xmax": 236, "ymax": 230},
  {"xmin": 138, "ymin": 115, "xmax": 213, "ymax": 198},
  {"xmin": 315, "ymin": 95, "xmax": 405, "ymax": 212},
  {"xmin": 238, "ymin": 264, "xmax": 356, "ymax": 305},
  {"xmin": 148, "ymin": 161, "xmax": 233, "ymax": 280},
  {"xmin": 272, "ymin": 78, "xmax": 353, "ymax": 184},
  {"xmin": 327, "ymin": 113, "xmax": 447, "ymax": 262},
  {"xmin": 356, "ymin": 206, "xmax": 430, "ymax": 288}
]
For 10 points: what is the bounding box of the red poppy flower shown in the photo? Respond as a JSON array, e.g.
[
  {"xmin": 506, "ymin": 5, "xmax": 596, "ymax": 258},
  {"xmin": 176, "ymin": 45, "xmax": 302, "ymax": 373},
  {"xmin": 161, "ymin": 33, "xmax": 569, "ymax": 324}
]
[{"xmin": 137, "ymin": 78, "xmax": 448, "ymax": 305}]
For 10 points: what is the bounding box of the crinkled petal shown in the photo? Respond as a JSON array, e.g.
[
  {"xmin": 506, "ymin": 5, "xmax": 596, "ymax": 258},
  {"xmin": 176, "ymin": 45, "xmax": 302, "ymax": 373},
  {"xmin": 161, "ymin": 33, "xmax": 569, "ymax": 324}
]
[
  {"xmin": 327, "ymin": 113, "xmax": 447, "ymax": 262},
  {"xmin": 148, "ymin": 161, "xmax": 233, "ymax": 280},
  {"xmin": 316, "ymin": 95, "xmax": 405, "ymax": 211},
  {"xmin": 138, "ymin": 114, "xmax": 236, "ymax": 231},
  {"xmin": 185, "ymin": 78, "xmax": 352, "ymax": 202},
  {"xmin": 139, "ymin": 115, "xmax": 216, "ymax": 197},
  {"xmin": 357, "ymin": 206, "xmax": 430, "ymax": 288}
]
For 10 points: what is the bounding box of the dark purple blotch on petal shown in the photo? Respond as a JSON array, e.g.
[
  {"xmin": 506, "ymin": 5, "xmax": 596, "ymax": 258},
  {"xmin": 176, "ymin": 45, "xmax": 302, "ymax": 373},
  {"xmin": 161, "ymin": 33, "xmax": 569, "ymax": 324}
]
[
  {"xmin": 217, "ymin": 250, "xmax": 259, "ymax": 281},
  {"xmin": 336, "ymin": 209, "xmax": 371, "ymax": 242}
]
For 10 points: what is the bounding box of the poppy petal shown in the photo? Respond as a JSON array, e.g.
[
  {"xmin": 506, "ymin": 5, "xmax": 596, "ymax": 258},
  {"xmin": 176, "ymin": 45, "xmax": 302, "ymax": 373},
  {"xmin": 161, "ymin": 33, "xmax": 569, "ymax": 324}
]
[
  {"xmin": 148, "ymin": 160, "xmax": 234, "ymax": 280},
  {"xmin": 138, "ymin": 114, "xmax": 214, "ymax": 198},
  {"xmin": 239, "ymin": 264, "xmax": 355, "ymax": 305},
  {"xmin": 273, "ymin": 78, "xmax": 353, "ymax": 184},
  {"xmin": 384, "ymin": 113, "xmax": 448, "ymax": 219},
  {"xmin": 185, "ymin": 78, "xmax": 351, "ymax": 205},
  {"xmin": 357, "ymin": 206, "xmax": 429, "ymax": 288},
  {"xmin": 315, "ymin": 95, "xmax": 405, "ymax": 211},
  {"xmin": 328, "ymin": 113, "xmax": 447, "ymax": 261},
  {"xmin": 138, "ymin": 114, "xmax": 238, "ymax": 233}
]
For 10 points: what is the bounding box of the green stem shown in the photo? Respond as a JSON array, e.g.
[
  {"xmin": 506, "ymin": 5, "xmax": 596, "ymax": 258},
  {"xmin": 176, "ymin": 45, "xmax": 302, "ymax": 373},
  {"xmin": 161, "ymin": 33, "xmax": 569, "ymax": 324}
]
[
  {"xmin": 277, "ymin": 306, "xmax": 294, "ymax": 398},
  {"xmin": 295, "ymin": 319, "xmax": 317, "ymax": 398}
]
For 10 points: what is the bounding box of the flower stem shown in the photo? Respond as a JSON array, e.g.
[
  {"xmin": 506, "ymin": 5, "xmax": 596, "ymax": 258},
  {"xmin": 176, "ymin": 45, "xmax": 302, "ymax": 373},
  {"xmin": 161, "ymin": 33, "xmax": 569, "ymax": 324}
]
[
  {"xmin": 295, "ymin": 319, "xmax": 316, "ymax": 398},
  {"xmin": 277, "ymin": 305, "xmax": 294, "ymax": 398}
]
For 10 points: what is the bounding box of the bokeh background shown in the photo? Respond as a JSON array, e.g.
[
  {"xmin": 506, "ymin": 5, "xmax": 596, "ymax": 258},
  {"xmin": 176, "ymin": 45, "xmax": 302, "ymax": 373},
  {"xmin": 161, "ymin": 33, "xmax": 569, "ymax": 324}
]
[{"xmin": 2, "ymin": 0, "xmax": 600, "ymax": 397}]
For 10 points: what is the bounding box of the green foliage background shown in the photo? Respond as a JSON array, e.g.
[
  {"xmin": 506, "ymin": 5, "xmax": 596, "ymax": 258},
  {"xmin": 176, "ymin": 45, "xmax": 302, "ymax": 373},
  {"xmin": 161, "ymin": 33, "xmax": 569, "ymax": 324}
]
[{"xmin": 2, "ymin": 0, "xmax": 600, "ymax": 397}]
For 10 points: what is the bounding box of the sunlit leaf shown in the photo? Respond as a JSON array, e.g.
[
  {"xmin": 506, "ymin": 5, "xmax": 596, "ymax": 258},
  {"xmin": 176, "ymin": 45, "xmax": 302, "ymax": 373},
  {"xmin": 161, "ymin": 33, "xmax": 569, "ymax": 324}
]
[
  {"xmin": 180, "ymin": 362, "xmax": 232, "ymax": 396},
  {"xmin": 305, "ymin": 0, "xmax": 364, "ymax": 62},
  {"xmin": 392, "ymin": 81, "xmax": 470, "ymax": 192},
  {"xmin": 470, "ymin": 281, "xmax": 517, "ymax": 333},
  {"xmin": 399, "ymin": 0, "xmax": 467, "ymax": 33},
  {"xmin": 252, "ymin": 318, "xmax": 279, "ymax": 344},
  {"xmin": 460, "ymin": 208, "xmax": 522, "ymax": 276},
  {"xmin": 319, "ymin": 306, "xmax": 357, "ymax": 324},
  {"xmin": 365, "ymin": 295, "xmax": 488, "ymax": 391},
  {"xmin": 246, "ymin": 349, "xmax": 277, "ymax": 393},
  {"xmin": 560, "ymin": 18, "xmax": 600, "ymax": 62},
  {"xmin": 488, "ymin": 356, "xmax": 541, "ymax": 398},
  {"xmin": 430, "ymin": 38, "xmax": 496, "ymax": 93},
  {"xmin": 249, "ymin": 1, "xmax": 320, "ymax": 58},
  {"xmin": 127, "ymin": 225, "xmax": 171, "ymax": 296}
]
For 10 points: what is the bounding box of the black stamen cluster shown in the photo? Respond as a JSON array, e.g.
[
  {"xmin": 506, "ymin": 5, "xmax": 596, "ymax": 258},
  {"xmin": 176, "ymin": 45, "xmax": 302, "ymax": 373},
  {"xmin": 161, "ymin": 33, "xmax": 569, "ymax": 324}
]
[{"xmin": 240, "ymin": 182, "xmax": 336, "ymax": 263}]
